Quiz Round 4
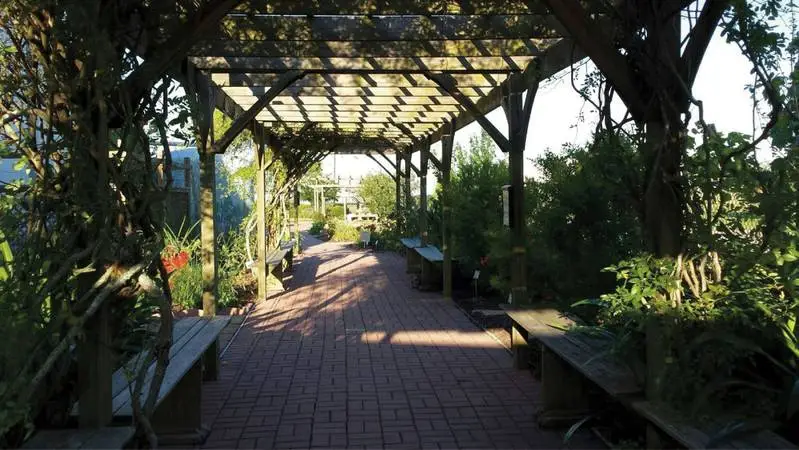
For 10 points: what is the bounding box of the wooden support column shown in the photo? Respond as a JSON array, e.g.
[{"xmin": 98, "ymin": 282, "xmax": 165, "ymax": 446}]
[
  {"xmin": 440, "ymin": 120, "xmax": 455, "ymax": 300},
  {"xmin": 199, "ymin": 151, "xmax": 217, "ymax": 315},
  {"xmin": 255, "ymin": 133, "xmax": 268, "ymax": 301},
  {"xmin": 404, "ymin": 151, "xmax": 412, "ymax": 220},
  {"xmin": 78, "ymin": 300, "xmax": 112, "ymax": 428},
  {"xmin": 294, "ymin": 188, "xmax": 301, "ymax": 254},
  {"xmin": 419, "ymin": 140, "xmax": 429, "ymax": 246},
  {"xmin": 395, "ymin": 150, "xmax": 402, "ymax": 229},
  {"xmin": 502, "ymin": 75, "xmax": 539, "ymax": 305}
]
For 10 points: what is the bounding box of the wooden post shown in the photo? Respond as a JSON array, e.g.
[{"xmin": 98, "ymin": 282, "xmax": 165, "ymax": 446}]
[
  {"xmin": 404, "ymin": 151, "xmax": 412, "ymax": 225},
  {"xmin": 419, "ymin": 140, "xmax": 429, "ymax": 246},
  {"xmin": 441, "ymin": 121, "xmax": 455, "ymax": 300},
  {"xmin": 199, "ymin": 150, "xmax": 217, "ymax": 316},
  {"xmin": 294, "ymin": 188, "xmax": 301, "ymax": 254},
  {"xmin": 395, "ymin": 150, "xmax": 402, "ymax": 231},
  {"xmin": 503, "ymin": 79, "xmax": 527, "ymax": 305},
  {"xmin": 256, "ymin": 134, "xmax": 268, "ymax": 301},
  {"xmin": 320, "ymin": 187, "xmax": 326, "ymax": 216},
  {"xmin": 78, "ymin": 301, "xmax": 112, "ymax": 428}
]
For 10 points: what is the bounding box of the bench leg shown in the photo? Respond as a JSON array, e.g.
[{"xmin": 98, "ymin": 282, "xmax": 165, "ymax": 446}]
[
  {"xmin": 285, "ymin": 250, "xmax": 293, "ymax": 272},
  {"xmin": 538, "ymin": 347, "xmax": 589, "ymax": 428},
  {"xmin": 420, "ymin": 259, "xmax": 431, "ymax": 290},
  {"xmin": 511, "ymin": 324, "xmax": 530, "ymax": 370},
  {"xmin": 202, "ymin": 338, "xmax": 220, "ymax": 382},
  {"xmin": 406, "ymin": 250, "xmax": 420, "ymax": 274},
  {"xmin": 151, "ymin": 360, "xmax": 210, "ymax": 445},
  {"xmin": 266, "ymin": 264, "xmax": 286, "ymax": 296}
]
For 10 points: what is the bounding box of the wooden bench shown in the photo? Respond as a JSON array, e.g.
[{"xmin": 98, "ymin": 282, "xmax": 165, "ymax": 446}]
[
  {"xmin": 399, "ymin": 237, "xmax": 422, "ymax": 273},
  {"xmin": 414, "ymin": 245, "xmax": 443, "ymax": 291},
  {"xmin": 504, "ymin": 307, "xmax": 794, "ymax": 449},
  {"xmin": 23, "ymin": 426, "xmax": 135, "ymax": 449},
  {"xmin": 60, "ymin": 316, "xmax": 229, "ymax": 446},
  {"xmin": 280, "ymin": 239, "xmax": 296, "ymax": 271},
  {"xmin": 266, "ymin": 246, "xmax": 291, "ymax": 293}
]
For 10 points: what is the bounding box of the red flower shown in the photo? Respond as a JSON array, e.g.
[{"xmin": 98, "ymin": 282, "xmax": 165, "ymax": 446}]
[
  {"xmin": 480, "ymin": 256, "xmax": 489, "ymax": 267},
  {"xmin": 161, "ymin": 251, "xmax": 190, "ymax": 274}
]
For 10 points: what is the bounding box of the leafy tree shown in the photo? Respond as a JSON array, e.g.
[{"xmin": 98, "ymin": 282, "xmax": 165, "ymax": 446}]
[
  {"xmin": 447, "ymin": 130, "xmax": 508, "ymax": 276},
  {"xmin": 358, "ymin": 173, "xmax": 396, "ymax": 218}
]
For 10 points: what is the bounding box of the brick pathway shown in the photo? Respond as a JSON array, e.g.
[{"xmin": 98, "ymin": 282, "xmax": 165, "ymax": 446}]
[{"xmin": 201, "ymin": 236, "xmax": 600, "ymax": 449}]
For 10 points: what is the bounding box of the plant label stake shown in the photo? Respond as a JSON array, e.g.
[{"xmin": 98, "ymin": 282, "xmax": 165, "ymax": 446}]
[{"xmin": 473, "ymin": 270, "xmax": 480, "ymax": 300}]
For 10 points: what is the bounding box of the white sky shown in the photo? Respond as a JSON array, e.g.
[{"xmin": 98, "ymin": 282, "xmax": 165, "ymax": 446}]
[{"xmin": 322, "ymin": 28, "xmax": 770, "ymax": 187}]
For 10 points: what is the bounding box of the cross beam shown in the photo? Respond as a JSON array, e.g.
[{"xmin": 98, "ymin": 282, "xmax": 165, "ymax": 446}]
[
  {"xmin": 427, "ymin": 72, "xmax": 511, "ymax": 152},
  {"xmin": 213, "ymin": 70, "xmax": 306, "ymax": 153}
]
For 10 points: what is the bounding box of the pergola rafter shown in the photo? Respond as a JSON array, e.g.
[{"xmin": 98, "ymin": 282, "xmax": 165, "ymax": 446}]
[{"xmin": 186, "ymin": 1, "xmax": 585, "ymax": 148}]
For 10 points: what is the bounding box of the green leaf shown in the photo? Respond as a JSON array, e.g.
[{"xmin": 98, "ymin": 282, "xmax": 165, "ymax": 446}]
[
  {"xmin": 689, "ymin": 331, "xmax": 796, "ymax": 376},
  {"xmin": 571, "ymin": 298, "xmax": 605, "ymax": 307},
  {"xmin": 563, "ymin": 415, "xmax": 593, "ymax": 444},
  {"xmin": 706, "ymin": 420, "xmax": 779, "ymax": 449}
]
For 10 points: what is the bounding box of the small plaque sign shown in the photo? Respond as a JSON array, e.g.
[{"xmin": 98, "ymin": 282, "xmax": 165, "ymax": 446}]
[
  {"xmin": 502, "ymin": 185, "xmax": 511, "ymax": 227},
  {"xmin": 473, "ymin": 270, "xmax": 481, "ymax": 280}
]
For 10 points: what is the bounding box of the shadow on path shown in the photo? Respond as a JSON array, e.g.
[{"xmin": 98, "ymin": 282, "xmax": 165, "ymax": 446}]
[{"xmin": 199, "ymin": 238, "xmax": 602, "ymax": 449}]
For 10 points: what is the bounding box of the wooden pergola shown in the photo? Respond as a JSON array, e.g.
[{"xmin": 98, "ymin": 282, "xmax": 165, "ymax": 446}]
[
  {"xmin": 170, "ymin": 0, "xmax": 723, "ymax": 312},
  {"xmin": 184, "ymin": 0, "xmax": 587, "ymax": 307},
  {"xmin": 29, "ymin": 0, "xmax": 728, "ymax": 440}
]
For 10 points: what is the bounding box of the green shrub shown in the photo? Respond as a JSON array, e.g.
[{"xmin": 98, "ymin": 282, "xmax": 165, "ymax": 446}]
[
  {"xmin": 325, "ymin": 204, "xmax": 345, "ymax": 220},
  {"xmin": 309, "ymin": 220, "xmax": 326, "ymax": 235},
  {"xmin": 170, "ymin": 263, "xmax": 202, "ymax": 310},
  {"xmin": 328, "ymin": 219, "xmax": 360, "ymax": 242},
  {"xmin": 297, "ymin": 204, "xmax": 315, "ymax": 219}
]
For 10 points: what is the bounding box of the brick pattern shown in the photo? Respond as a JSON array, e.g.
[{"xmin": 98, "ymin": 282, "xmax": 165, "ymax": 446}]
[{"xmin": 201, "ymin": 236, "xmax": 599, "ymax": 449}]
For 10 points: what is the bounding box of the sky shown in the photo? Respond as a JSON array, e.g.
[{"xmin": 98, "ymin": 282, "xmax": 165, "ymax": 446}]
[{"xmin": 321, "ymin": 27, "xmax": 771, "ymax": 188}]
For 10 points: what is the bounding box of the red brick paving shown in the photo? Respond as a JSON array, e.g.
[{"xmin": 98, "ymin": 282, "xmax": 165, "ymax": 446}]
[{"xmin": 201, "ymin": 236, "xmax": 599, "ymax": 449}]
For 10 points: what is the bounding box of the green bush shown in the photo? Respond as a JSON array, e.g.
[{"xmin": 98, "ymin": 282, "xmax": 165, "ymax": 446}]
[
  {"xmin": 325, "ymin": 204, "xmax": 345, "ymax": 220},
  {"xmin": 309, "ymin": 220, "xmax": 326, "ymax": 235},
  {"xmin": 298, "ymin": 204, "xmax": 315, "ymax": 219},
  {"xmin": 170, "ymin": 263, "xmax": 202, "ymax": 310},
  {"xmin": 328, "ymin": 219, "xmax": 360, "ymax": 242}
]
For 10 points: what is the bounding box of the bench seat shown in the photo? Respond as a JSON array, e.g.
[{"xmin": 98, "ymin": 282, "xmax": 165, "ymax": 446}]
[
  {"xmin": 415, "ymin": 245, "xmax": 443, "ymax": 263},
  {"xmin": 70, "ymin": 316, "xmax": 229, "ymax": 445},
  {"xmin": 505, "ymin": 307, "xmax": 794, "ymax": 448},
  {"xmin": 23, "ymin": 426, "xmax": 134, "ymax": 449},
  {"xmin": 632, "ymin": 401, "xmax": 794, "ymax": 449}
]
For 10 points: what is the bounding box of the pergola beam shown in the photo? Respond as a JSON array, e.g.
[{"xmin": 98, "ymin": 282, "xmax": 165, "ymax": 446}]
[
  {"xmin": 540, "ymin": 0, "xmax": 648, "ymax": 119},
  {"xmin": 193, "ymin": 38, "xmax": 556, "ymax": 58},
  {"xmin": 427, "ymin": 72, "xmax": 511, "ymax": 152},
  {"xmin": 210, "ymin": 72, "xmax": 511, "ymax": 88},
  {"xmin": 427, "ymin": 37, "xmax": 583, "ymax": 144},
  {"xmin": 366, "ymin": 153, "xmax": 398, "ymax": 182},
  {"xmin": 217, "ymin": 14, "xmax": 564, "ymax": 42},
  {"xmin": 190, "ymin": 56, "xmax": 533, "ymax": 73},
  {"xmin": 213, "ymin": 69, "xmax": 306, "ymax": 153},
  {"xmin": 236, "ymin": 0, "xmax": 556, "ymax": 15},
  {"xmin": 226, "ymin": 85, "xmax": 484, "ymax": 97}
]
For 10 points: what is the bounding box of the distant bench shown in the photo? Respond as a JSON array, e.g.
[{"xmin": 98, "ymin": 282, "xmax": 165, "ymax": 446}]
[
  {"xmin": 504, "ymin": 307, "xmax": 794, "ymax": 449},
  {"xmin": 26, "ymin": 316, "xmax": 229, "ymax": 448}
]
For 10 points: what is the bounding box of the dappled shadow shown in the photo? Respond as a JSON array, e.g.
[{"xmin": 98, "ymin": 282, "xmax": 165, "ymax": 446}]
[{"xmin": 198, "ymin": 238, "xmax": 604, "ymax": 449}]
